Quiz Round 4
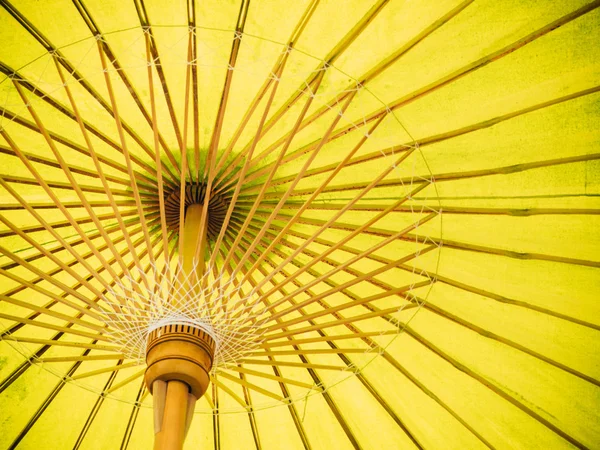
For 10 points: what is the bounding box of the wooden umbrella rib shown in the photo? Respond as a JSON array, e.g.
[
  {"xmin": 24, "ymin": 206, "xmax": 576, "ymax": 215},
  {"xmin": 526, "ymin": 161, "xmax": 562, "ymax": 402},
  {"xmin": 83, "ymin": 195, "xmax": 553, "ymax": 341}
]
[
  {"xmin": 11, "ymin": 79, "xmax": 145, "ymax": 295},
  {"xmin": 53, "ymin": 57, "xmax": 153, "ymax": 291},
  {"xmin": 145, "ymin": 32, "xmax": 171, "ymax": 274},
  {"xmin": 210, "ymin": 375, "xmax": 249, "ymax": 410},
  {"xmin": 0, "ymin": 176, "xmax": 136, "ymax": 301},
  {"xmin": 4, "ymin": 347, "xmax": 94, "ymax": 450},
  {"xmin": 255, "ymin": 182, "xmax": 431, "ymax": 301},
  {"xmin": 219, "ymin": 69, "xmax": 326, "ymax": 273},
  {"xmin": 0, "ymin": 335, "xmax": 119, "ymax": 352},
  {"xmin": 0, "ymin": 145, "xmax": 135, "ymax": 188},
  {"xmin": 0, "ymin": 0, "xmax": 179, "ymax": 187},
  {"xmin": 237, "ymin": 370, "xmax": 264, "ymax": 450},
  {"xmin": 434, "ymin": 273, "xmax": 600, "ymax": 331},
  {"xmin": 69, "ymin": 361, "xmax": 138, "ymax": 381},
  {"xmin": 261, "ymin": 331, "xmax": 399, "ymax": 348},
  {"xmin": 187, "ymin": 0, "xmax": 200, "ymax": 183},
  {"xmin": 323, "ymin": 4, "xmax": 600, "ymax": 148},
  {"xmin": 233, "ymin": 90, "xmax": 359, "ymax": 282},
  {"xmin": 219, "ymin": 242, "xmax": 382, "ymax": 449},
  {"xmin": 421, "ymin": 300, "xmax": 600, "ymax": 387},
  {"xmin": 0, "ymin": 312, "xmax": 110, "ymax": 342},
  {"xmin": 212, "ymin": 0, "xmax": 320, "ymax": 176},
  {"xmin": 72, "ymin": 0, "xmax": 181, "ymax": 178},
  {"xmin": 426, "ymin": 237, "xmax": 600, "ymax": 269},
  {"xmin": 216, "ymin": 370, "xmax": 285, "ymax": 402},
  {"xmin": 207, "ymin": 42, "xmax": 293, "ymax": 273},
  {"xmin": 193, "ymin": 0, "xmax": 251, "ymax": 273},
  {"xmin": 0, "ymin": 250, "xmax": 108, "ymax": 317},
  {"xmin": 249, "ymin": 348, "xmax": 377, "ymax": 357},
  {"xmin": 264, "ymin": 280, "xmax": 430, "ymax": 332},
  {"xmin": 262, "ymin": 306, "xmax": 409, "ymax": 342},
  {"xmin": 229, "ymin": 0, "xmax": 472, "ymax": 180},
  {"xmin": 0, "ymin": 74, "xmax": 171, "ymax": 192},
  {"xmin": 117, "ymin": 381, "xmax": 146, "ymax": 450},
  {"xmin": 240, "ymin": 113, "xmax": 386, "ymax": 277},
  {"xmin": 272, "ymin": 202, "xmax": 600, "ymax": 217},
  {"xmin": 236, "ymin": 359, "xmax": 348, "ymax": 372},
  {"xmin": 135, "ymin": 0, "xmax": 184, "ymax": 152},
  {"xmin": 0, "ymin": 292, "xmax": 105, "ymax": 334},
  {"xmin": 0, "ymin": 173, "xmax": 135, "ymax": 197},
  {"xmin": 223, "ymin": 366, "xmax": 314, "ymax": 390},
  {"xmin": 0, "ymin": 130, "xmax": 135, "ymax": 295},
  {"xmin": 177, "ymin": 32, "xmax": 193, "ymax": 261},
  {"xmin": 73, "ymin": 363, "xmax": 131, "ymax": 450},
  {"xmin": 0, "ymin": 239, "xmax": 161, "ymax": 393},
  {"xmin": 205, "ymin": 0, "xmax": 250, "ymax": 182},
  {"xmin": 104, "ymin": 369, "xmax": 146, "ymax": 395},
  {"xmin": 0, "ymin": 214, "xmax": 108, "ymax": 303},
  {"xmin": 0, "ymin": 221, "xmax": 145, "ymax": 297},
  {"xmin": 96, "ymin": 40, "xmax": 158, "ymax": 274},
  {"xmin": 277, "ymin": 225, "xmax": 600, "ymax": 332},
  {"xmin": 0, "ymin": 105, "xmax": 162, "ymax": 189},
  {"xmin": 403, "ymin": 326, "xmax": 588, "ymax": 449},
  {"xmin": 236, "ymin": 8, "xmax": 600, "ymax": 193},
  {"xmin": 0, "ymin": 199, "xmax": 142, "ymax": 211},
  {"xmin": 216, "ymin": 0, "xmax": 390, "ymax": 189}
]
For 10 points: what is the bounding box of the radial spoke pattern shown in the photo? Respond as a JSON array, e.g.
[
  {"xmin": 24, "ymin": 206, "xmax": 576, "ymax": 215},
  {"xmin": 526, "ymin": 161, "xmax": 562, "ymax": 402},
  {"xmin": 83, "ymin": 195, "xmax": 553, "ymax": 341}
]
[{"xmin": 0, "ymin": 1, "xmax": 599, "ymax": 449}]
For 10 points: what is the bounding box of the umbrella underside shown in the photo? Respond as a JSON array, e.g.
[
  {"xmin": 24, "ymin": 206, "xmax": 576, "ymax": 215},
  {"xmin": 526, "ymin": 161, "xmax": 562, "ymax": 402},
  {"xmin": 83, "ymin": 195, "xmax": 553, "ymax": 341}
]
[{"xmin": 0, "ymin": 0, "xmax": 598, "ymax": 449}]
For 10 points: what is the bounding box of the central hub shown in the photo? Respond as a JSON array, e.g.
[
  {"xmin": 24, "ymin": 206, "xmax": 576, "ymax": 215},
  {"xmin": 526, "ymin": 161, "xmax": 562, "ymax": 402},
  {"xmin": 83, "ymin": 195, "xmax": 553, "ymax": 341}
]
[
  {"xmin": 144, "ymin": 324, "xmax": 216, "ymax": 398},
  {"xmin": 164, "ymin": 183, "xmax": 230, "ymax": 240}
]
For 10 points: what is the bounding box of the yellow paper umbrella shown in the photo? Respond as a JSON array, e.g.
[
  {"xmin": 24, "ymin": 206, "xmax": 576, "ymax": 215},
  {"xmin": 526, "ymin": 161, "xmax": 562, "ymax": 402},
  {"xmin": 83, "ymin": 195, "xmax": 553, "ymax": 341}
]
[{"xmin": 0, "ymin": 0, "xmax": 599, "ymax": 449}]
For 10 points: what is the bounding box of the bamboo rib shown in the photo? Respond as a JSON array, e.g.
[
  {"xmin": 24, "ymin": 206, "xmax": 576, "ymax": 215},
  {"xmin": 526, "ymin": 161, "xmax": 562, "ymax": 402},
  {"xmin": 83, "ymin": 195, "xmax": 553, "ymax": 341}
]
[
  {"xmin": 251, "ymin": 183, "xmax": 432, "ymax": 303},
  {"xmin": 215, "ymin": 0, "xmax": 391, "ymax": 188},
  {"xmin": 176, "ymin": 31, "xmax": 194, "ymax": 265},
  {"xmin": 0, "ymin": 132, "xmax": 135, "ymax": 300},
  {"xmin": 0, "ymin": 336, "xmax": 119, "ymax": 352},
  {"xmin": 71, "ymin": 0, "xmax": 181, "ymax": 177},
  {"xmin": 0, "ymin": 106, "xmax": 162, "ymax": 189},
  {"xmin": 218, "ymin": 69, "xmax": 326, "ymax": 275},
  {"xmin": 271, "ymin": 223, "xmax": 600, "ymax": 332},
  {"xmin": 70, "ymin": 362, "xmax": 138, "ymax": 381},
  {"xmin": 210, "ymin": 376, "xmax": 248, "ymax": 410},
  {"xmin": 0, "ymin": 214, "xmax": 107, "ymax": 302},
  {"xmin": 0, "ymin": 0, "xmax": 179, "ymax": 187},
  {"xmin": 211, "ymin": 0, "xmax": 320, "ymax": 175},
  {"xmin": 96, "ymin": 40, "xmax": 161, "ymax": 290},
  {"xmin": 228, "ymin": 0, "xmax": 473, "ymax": 177},
  {"xmin": 222, "ymin": 366, "xmax": 314, "ymax": 390},
  {"xmin": 145, "ymin": 32, "xmax": 171, "ymax": 276},
  {"xmin": 237, "ymin": 370, "xmax": 263, "ymax": 450},
  {"xmin": 207, "ymin": 41, "xmax": 293, "ymax": 275},
  {"xmin": 53, "ymin": 56, "xmax": 153, "ymax": 292},
  {"xmin": 260, "ymin": 331, "xmax": 399, "ymax": 348},
  {"xmin": 239, "ymin": 113, "xmax": 389, "ymax": 281},
  {"xmin": 0, "ymin": 71, "xmax": 172, "ymax": 190},
  {"xmin": 216, "ymin": 370, "xmax": 284, "ymax": 402},
  {"xmin": 233, "ymin": 26, "xmax": 600, "ymax": 197},
  {"xmin": 104, "ymin": 369, "xmax": 146, "ymax": 395},
  {"xmin": 232, "ymin": 90, "xmax": 359, "ymax": 284},
  {"xmin": 134, "ymin": 0, "xmax": 184, "ymax": 153},
  {"xmin": 218, "ymin": 236, "xmax": 405, "ymax": 447},
  {"xmin": 0, "ymin": 145, "xmax": 135, "ymax": 188},
  {"xmin": 0, "ymin": 312, "xmax": 110, "ymax": 342},
  {"xmin": 11, "ymin": 80, "xmax": 145, "ymax": 298},
  {"xmin": 0, "ymin": 292, "xmax": 105, "ymax": 334}
]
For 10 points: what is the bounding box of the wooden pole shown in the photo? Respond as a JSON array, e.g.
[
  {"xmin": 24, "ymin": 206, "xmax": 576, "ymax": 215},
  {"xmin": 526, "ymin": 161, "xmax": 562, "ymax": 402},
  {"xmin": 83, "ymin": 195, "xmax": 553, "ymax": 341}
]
[
  {"xmin": 154, "ymin": 380, "xmax": 190, "ymax": 450},
  {"xmin": 148, "ymin": 202, "xmax": 213, "ymax": 450}
]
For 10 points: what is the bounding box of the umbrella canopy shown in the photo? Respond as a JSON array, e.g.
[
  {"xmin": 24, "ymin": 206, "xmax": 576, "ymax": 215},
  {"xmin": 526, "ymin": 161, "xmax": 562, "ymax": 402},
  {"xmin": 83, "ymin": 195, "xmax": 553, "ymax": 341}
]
[{"xmin": 0, "ymin": 0, "xmax": 599, "ymax": 448}]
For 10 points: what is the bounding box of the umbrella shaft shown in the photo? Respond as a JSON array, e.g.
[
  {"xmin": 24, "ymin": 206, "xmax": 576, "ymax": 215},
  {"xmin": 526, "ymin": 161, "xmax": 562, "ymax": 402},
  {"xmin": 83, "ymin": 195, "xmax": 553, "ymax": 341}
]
[{"xmin": 154, "ymin": 380, "xmax": 190, "ymax": 450}]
